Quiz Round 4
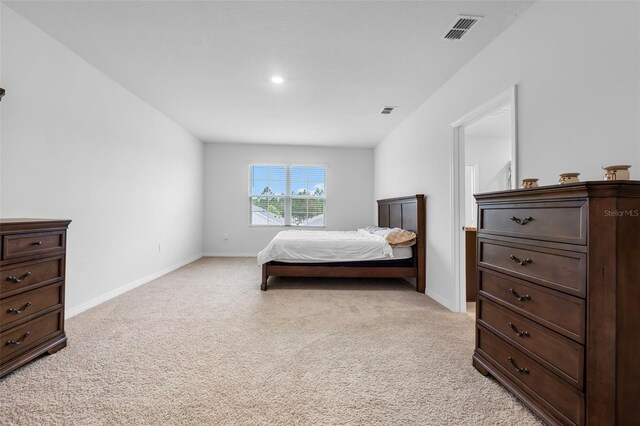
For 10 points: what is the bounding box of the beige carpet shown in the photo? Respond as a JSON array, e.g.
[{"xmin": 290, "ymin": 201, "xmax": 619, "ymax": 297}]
[{"xmin": 1, "ymin": 257, "xmax": 542, "ymax": 425}]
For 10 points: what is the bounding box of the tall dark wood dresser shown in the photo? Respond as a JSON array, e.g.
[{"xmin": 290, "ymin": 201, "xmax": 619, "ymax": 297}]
[
  {"xmin": 472, "ymin": 181, "xmax": 640, "ymax": 425},
  {"xmin": 1, "ymin": 219, "xmax": 71, "ymax": 377}
]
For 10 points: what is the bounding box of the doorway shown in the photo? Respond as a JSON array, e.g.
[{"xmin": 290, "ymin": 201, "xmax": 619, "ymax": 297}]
[{"xmin": 450, "ymin": 86, "xmax": 518, "ymax": 314}]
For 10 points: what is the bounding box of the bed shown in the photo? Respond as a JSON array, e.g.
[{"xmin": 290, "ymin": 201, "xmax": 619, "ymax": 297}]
[{"xmin": 259, "ymin": 194, "xmax": 426, "ymax": 292}]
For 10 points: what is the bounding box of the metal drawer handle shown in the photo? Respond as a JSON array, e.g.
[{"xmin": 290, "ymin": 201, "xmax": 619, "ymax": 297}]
[
  {"xmin": 6, "ymin": 332, "xmax": 31, "ymax": 346},
  {"xmin": 509, "ymin": 255, "xmax": 532, "ymax": 266},
  {"xmin": 508, "ymin": 322, "xmax": 530, "ymax": 337},
  {"xmin": 509, "ymin": 288, "xmax": 531, "ymax": 302},
  {"xmin": 6, "ymin": 271, "xmax": 32, "ymax": 283},
  {"xmin": 33, "ymin": 241, "xmax": 43, "ymax": 246},
  {"xmin": 7, "ymin": 302, "xmax": 32, "ymax": 315},
  {"xmin": 508, "ymin": 356, "xmax": 529, "ymax": 374},
  {"xmin": 510, "ymin": 216, "xmax": 533, "ymax": 225}
]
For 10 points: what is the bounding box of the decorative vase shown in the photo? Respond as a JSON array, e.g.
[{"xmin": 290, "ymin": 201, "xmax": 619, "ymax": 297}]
[
  {"xmin": 603, "ymin": 165, "xmax": 631, "ymax": 181},
  {"xmin": 521, "ymin": 178, "xmax": 539, "ymax": 189},
  {"xmin": 559, "ymin": 172, "xmax": 580, "ymax": 184}
]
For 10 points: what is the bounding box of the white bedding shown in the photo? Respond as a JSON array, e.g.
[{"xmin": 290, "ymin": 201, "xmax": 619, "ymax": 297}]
[
  {"xmin": 257, "ymin": 229, "xmax": 396, "ymax": 265},
  {"xmin": 265, "ymin": 246, "xmax": 413, "ymax": 264}
]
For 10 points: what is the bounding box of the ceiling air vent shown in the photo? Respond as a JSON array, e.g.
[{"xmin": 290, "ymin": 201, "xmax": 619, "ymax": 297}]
[
  {"xmin": 380, "ymin": 106, "xmax": 396, "ymax": 115},
  {"xmin": 441, "ymin": 15, "xmax": 483, "ymax": 41}
]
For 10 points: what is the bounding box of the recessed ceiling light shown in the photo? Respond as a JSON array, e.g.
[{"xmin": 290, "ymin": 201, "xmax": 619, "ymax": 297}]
[{"xmin": 271, "ymin": 75, "xmax": 285, "ymax": 84}]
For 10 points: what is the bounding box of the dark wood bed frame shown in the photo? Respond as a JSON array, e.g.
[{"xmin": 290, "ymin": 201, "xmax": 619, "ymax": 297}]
[{"xmin": 260, "ymin": 194, "xmax": 426, "ymax": 293}]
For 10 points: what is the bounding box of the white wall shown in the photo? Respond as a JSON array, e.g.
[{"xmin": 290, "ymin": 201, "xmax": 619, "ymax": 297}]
[
  {"xmin": 204, "ymin": 142, "xmax": 374, "ymax": 256},
  {"xmin": 0, "ymin": 5, "xmax": 204, "ymax": 315},
  {"xmin": 374, "ymin": 1, "xmax": 640, "ymax": 310},
  {"xmin": 465, "ymin": 136, "xmax": 511, "ymax": 193}
]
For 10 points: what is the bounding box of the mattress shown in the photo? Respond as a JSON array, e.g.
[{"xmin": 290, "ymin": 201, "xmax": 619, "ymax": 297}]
[
  {"xmin": 258, "ymin": 229, "xmax": 410, "ymax": 265},
  {"xmin": 266, "ymin": 247, "xmax": 414, "ymax": 265}
]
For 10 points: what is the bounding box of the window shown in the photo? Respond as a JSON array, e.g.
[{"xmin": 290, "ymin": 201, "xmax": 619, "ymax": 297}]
[{"xmin": 249, "ymin": 165, "xmax": 326, "ymax": 227}]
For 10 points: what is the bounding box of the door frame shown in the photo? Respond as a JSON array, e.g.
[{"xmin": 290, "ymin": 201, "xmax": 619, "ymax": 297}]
[
  {"xmin": 464, "ymin": 164, "xmax": 480, "ymax": 228},
  {"xmin": 449, "ymin": 85, "xmax": 518, "ymax": 313}
]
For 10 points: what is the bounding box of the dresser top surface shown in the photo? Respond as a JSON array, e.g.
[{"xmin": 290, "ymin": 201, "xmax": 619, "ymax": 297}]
[
  {"xmin": 0, "ymin": 218, "xmax": 71, "ymax": 224},
  {"xmin": 0, "ymin": 219, "xmax": 72, "ymax": 233},
  {"xmin": 475, "ymin": 180, "xmax": 640, "ymax": 202}
]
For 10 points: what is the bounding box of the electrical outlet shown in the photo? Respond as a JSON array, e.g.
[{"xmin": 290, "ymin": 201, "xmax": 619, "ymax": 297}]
[{"xmin": 223, "ymin": 233, "xmax": 229, "ymax": 240}]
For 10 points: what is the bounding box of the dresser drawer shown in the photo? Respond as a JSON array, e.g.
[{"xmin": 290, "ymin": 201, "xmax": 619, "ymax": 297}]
[
  {"xmin": 479, "ymin": 270, "xmax": 585, "ymax": 343},
  {"xmin": 0, "ymin": 256, "xmax": 64, "ymax": 298},
  {"xmin": 0, "ymin": 284, "xmax": 63, "ymax": 331},
  {"xmin": 478, "ymin": 297, "xmax": 584, "ymax": 389},
  {"xmin": 478, "ymin": 201, "xmax": 587, "ymax": 245},
  {"xmin": 477, "ymin": 326, "xmax": 584, "ymax": 425},
  {"xmin": 0, "ymin": 310, "xmax": 63, "ymax": 362},
  {"xmin": 479, "ymin": 238, "xmax": 586, "ymax": 297},
  {"xmin": 2, "ymin": 231, "xmax": 65, "ymax": 260}
]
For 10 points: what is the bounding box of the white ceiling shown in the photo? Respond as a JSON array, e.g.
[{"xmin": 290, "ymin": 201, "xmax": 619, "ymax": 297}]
[{"xmin": 5, "ymin": 1, "xmax": 533, "ymax": 147}]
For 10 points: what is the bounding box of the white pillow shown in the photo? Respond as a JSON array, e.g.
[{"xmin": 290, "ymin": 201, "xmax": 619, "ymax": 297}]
[
  {"xmin": 361, "ymin": 225, "xmax": 386, "ymax": 234},
  {"xmin": 362, "ymin": 226, "xmax": 417, "ymax": 247}
]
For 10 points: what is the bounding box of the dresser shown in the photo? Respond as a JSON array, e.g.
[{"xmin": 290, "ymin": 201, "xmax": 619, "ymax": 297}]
[
  {"xmin": 472, "ymin": 182, "xmax": 640, "ymax": 425},
  {"xmin": 1, "ymin": 219, "xmax": 71, "ymax": 377}
]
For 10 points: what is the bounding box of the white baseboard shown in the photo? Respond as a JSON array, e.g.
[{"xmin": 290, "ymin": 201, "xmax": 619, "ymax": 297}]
[
  {"xmin": 202, "ymin": 252, "xmax": 256, "ymax": 257},
  {"xmin": 65, "ymin": 254, "xmax": 203, "ymax": 319},
  {"xmin": 426, "ymin": 289, "xmax": 455, "ymax": 312}
]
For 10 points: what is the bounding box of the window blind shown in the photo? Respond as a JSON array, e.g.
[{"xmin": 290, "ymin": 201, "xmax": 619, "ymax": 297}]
[{"xmin": 249, "ymin": 165, "xmax": 326, "ymax": 226}]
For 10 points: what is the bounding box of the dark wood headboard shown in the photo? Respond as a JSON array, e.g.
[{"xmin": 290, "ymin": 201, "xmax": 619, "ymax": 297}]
[{"xmin": 377, "ymin": 194, "xmax": 426, "ymax": 293}]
